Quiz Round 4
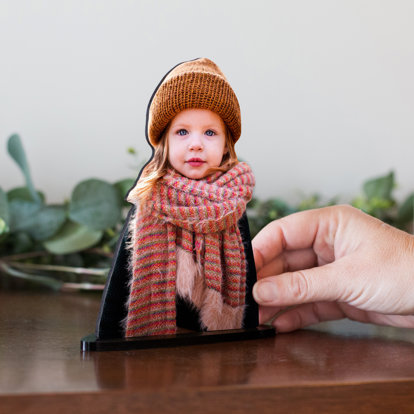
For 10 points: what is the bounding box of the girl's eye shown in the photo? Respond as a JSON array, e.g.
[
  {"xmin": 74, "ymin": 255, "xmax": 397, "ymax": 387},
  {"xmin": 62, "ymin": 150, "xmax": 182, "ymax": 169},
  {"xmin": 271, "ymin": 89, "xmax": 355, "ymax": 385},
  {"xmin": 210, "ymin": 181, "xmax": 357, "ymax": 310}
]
[
  {"xmin": 205, "ymin": 130, "xmax": 215, "ymax": 137},
  {"xmin": 177, "ymin": 129, "xmax": 188, "ymax": 136}
]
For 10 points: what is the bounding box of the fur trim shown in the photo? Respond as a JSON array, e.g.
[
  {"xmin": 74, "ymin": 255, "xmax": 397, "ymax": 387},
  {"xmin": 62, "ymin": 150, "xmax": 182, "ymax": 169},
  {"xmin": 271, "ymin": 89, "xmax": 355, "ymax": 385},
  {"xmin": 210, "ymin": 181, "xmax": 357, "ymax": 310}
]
[
  {"xmin": 176, "ymin": 246, "xmax": 245, "ymax": 331},
  {"xmin": 176, "ymin": 246, "xmax": 205, "ymax": 309},
  {"xmin": 176, "ymin": 247, "xmax": 197, "ymax": 300},
  {"xmin": 199, "ymin": 288, "xmax": 245, "ymax": 331},
  {"xmin": 190, "ymin": 260, "xmax": 205, "ymax": 309}
]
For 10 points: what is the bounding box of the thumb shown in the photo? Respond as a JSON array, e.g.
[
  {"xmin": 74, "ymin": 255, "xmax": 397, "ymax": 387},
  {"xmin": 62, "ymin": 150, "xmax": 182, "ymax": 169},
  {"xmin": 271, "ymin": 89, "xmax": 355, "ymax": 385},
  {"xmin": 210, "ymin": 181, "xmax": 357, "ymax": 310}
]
[{"xmin": 253, "ymin": 262, "xmax": 345, "ymax": 307}]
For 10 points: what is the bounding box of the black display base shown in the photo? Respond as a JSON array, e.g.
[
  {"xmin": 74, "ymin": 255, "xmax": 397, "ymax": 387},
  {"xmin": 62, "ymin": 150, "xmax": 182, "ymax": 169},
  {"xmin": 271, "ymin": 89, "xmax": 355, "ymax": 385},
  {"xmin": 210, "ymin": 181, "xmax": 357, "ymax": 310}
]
[{"xmin": 81, "ymin": 326, "xmax": 276, "ymax": 352}]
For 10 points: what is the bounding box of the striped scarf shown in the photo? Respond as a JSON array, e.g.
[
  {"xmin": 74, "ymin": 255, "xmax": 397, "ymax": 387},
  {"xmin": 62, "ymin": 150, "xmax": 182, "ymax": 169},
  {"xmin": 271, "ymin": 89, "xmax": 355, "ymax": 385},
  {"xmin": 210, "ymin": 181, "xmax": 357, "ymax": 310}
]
[{"xmin": 125, "ymin": 162, "xmax": 255, "ymax": 337}]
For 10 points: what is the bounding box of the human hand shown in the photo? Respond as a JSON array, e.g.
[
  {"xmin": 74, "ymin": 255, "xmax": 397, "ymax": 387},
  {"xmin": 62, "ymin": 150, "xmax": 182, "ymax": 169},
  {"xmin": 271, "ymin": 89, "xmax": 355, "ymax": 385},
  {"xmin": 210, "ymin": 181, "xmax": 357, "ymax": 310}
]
[{"xmin": 252, "ymin": 205, "xmax": 414, "ymax": 332}]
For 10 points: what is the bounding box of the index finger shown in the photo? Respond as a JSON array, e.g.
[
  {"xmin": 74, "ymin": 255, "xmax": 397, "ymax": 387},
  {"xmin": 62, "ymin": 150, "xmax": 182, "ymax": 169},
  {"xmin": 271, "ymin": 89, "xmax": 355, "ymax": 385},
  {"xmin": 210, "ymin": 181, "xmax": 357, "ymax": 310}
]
[{"xmin": 252, "ymin": 208, "xmax": 325, "ymax": 273}]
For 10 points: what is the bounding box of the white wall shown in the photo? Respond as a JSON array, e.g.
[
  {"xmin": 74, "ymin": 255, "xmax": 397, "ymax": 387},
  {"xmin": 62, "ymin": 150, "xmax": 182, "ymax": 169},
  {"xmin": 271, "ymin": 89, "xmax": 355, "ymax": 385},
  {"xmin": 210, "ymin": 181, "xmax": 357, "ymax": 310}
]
[{"xmin": 1, "ymin": 0, "xmax": 413, "ymax": 204}]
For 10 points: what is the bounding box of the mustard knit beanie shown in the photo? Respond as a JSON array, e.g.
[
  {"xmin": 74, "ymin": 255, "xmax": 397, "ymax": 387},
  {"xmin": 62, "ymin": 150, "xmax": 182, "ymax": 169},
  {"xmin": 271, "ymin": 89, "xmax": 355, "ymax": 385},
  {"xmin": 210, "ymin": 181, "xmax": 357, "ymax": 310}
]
[{"xmin": 147, "ymin": 58, "xmax": 241, "ymax": 146}]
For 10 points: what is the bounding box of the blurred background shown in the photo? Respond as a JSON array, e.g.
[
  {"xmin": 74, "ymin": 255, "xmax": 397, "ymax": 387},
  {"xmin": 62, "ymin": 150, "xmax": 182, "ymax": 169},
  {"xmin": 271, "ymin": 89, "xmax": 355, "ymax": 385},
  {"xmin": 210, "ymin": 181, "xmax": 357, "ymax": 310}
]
[{"xmin": 1, "ymin": 0, "xmax": 413, "ymax": 203}]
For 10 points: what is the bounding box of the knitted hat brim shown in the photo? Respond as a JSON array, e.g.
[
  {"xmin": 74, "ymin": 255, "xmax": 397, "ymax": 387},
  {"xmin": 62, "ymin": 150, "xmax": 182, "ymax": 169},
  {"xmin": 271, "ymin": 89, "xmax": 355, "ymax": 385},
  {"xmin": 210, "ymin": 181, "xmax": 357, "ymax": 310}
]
[{"xmin": 148, "ymin": 59, "xmax": 241, "ymax": 146}]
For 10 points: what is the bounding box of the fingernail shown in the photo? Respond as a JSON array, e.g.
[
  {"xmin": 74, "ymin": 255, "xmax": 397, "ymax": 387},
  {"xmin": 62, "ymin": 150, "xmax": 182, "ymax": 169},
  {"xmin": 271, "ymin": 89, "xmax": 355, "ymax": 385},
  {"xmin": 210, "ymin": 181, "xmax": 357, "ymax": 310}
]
[{"xmin": 254, "ymin": 281, "xmax": 277, "ymax": 303}]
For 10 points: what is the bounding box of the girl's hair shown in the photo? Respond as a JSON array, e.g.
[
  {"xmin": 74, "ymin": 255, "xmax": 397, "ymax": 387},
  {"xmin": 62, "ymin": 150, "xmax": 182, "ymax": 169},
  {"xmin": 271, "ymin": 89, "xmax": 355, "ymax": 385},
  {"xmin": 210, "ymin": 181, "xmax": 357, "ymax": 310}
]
[{"xmin": 134, "ymin": 123, "xmax": 239, "ymax": 202}]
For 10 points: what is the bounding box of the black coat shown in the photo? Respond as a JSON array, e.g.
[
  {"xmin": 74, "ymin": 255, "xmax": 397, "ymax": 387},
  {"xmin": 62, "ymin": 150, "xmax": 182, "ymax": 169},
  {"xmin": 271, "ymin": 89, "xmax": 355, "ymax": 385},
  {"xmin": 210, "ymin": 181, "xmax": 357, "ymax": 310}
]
[{"xmin": 95, "ymin": 208, "xmax": 258, "ymax": 339}]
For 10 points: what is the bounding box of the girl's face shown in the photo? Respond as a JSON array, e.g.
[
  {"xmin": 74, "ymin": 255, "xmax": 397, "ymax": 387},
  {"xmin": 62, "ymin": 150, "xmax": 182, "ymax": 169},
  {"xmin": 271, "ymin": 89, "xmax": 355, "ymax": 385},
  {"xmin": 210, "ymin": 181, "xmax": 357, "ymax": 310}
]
[{"xmin": 167, "ymin": 108, "xmax": 228, "ymax": 180}]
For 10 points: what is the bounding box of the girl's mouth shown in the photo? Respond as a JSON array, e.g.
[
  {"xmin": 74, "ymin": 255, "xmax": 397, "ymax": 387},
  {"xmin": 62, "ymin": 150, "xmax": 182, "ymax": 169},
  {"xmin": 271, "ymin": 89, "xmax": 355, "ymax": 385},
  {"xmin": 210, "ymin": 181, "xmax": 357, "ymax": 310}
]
[{"xmin": 186, "ymin": 158, "xmax": 205, "ymax": 167}]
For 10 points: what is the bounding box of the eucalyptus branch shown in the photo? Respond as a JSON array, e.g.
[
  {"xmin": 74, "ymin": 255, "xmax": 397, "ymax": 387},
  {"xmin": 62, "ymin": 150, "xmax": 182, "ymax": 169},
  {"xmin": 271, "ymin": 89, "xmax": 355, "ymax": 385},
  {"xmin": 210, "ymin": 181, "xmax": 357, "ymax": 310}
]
[
  {"xmin": 61, "ymin": 282, "xmax": 106, "ymax": 291},
  {"xmin": 0, "ymin": 261, "xmax": 63, "ymax": 290},
  {"xmin": 5, "ymin": 261, "xmax": 109, "ymax": 277}
]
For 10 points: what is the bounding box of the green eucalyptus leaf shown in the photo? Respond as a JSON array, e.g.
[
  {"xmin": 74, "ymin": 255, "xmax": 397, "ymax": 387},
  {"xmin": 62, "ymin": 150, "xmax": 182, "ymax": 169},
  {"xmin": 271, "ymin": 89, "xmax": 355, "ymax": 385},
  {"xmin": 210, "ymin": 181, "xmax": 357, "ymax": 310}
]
[
  {"xmin": 8, "ymin": 200, "xmax": 66, "ymax": 240},
  {"xmin": 351, "ymin": 196, "xmax": 366, "ymax": 211},
  {"xmin": 114, "ymin": 178, "xmax": 135, "ymax": 207},
  {"xmin": 369, "ymin": 197, "xmax": 394, "ymax": 211},
  {"xmin": 8, "ymin": 199, "xmax": 42, "ymax": 232},
  {"xmin": 9, "ymin": 232, "xmax": 34, "ymax": 253},
  {"xmin": 0, "ymin": 188, "xmax": 10, "ymax": 235},
  {"xmin": 69, "ymin": 179, "xmax": 121, "ymax": 231},
  {"xmin": 43, "ymin": 221, "xmax": 103, "ymax": 254},
  {"xmin": 28, "ymin": 206, "xmax": 67, "ymax": 241},
  {"xmin": 7, "ymin": 134, "xmax": 41, "ymax": 204},
  {"xmin": 363, "ymin": 171, "xmax": 395, "ymax": 201},
  {"xmin": 398, "ymin": 193, "xmax": 414, "ymax": 224},
  {"xmin": 7, "ymin": 187, "xmax": 45, "ymax": 203},
  {"xmin": 114, "ymin": 178, "xmax": 135, "ymax": 198}
]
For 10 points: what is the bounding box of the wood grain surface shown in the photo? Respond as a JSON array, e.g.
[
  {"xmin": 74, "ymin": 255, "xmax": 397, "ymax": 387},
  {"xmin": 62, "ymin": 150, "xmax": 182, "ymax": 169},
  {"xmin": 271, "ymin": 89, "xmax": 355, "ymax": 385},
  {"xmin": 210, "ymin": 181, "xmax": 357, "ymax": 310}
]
[{"xmin": 1, "ymin": 290, "xmax": 414, "ymax": 413}]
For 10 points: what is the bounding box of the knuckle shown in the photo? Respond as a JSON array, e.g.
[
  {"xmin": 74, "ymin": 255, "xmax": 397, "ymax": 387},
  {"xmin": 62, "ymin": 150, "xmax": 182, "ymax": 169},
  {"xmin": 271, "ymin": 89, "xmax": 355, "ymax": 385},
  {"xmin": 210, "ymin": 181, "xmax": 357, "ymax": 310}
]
[{"xmin": 290, "ymin": 271, "xmax": 311, "ymax": 301}]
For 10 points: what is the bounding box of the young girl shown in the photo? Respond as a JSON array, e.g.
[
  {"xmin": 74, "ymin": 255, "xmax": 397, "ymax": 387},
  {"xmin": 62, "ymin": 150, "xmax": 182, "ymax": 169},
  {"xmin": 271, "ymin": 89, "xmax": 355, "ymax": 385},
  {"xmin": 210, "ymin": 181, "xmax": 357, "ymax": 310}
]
[{"xmin": 95, "ymin": 58, "xmax": 258, "ymax": 338}]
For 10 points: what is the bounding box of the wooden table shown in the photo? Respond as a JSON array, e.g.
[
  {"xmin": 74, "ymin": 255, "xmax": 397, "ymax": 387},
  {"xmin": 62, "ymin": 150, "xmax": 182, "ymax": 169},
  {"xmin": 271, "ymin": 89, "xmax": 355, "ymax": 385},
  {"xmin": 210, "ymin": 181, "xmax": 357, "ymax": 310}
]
[{"xmin": 1, "ymin": 289, "xmax": 414, "ymax": 413}]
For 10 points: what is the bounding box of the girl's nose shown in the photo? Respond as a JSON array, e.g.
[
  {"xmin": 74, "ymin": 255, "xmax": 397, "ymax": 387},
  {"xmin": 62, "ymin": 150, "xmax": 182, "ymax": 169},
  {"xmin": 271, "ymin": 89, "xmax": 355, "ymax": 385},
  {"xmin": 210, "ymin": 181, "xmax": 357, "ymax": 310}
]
[{"xmin": 188, "ymin": 134, "xmax": 203, "ymax": 150}]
